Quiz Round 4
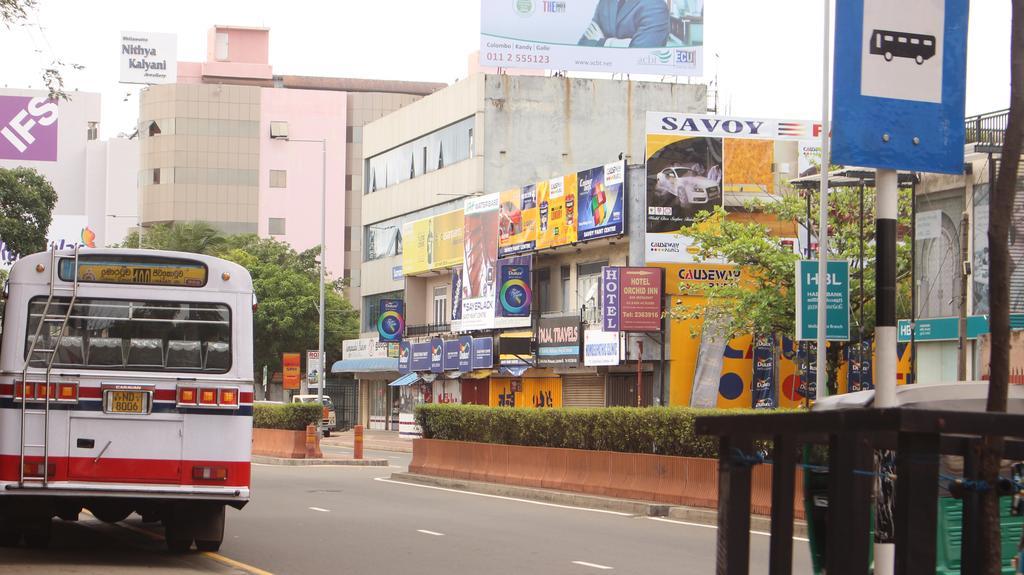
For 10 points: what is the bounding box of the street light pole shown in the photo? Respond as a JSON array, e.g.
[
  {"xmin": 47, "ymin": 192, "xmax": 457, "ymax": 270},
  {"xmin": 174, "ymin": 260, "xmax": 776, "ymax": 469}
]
[
  {"xmin": 318, "ymin": 140, "xmax": 326, "ymax": 432},
  {"xmin": 277, "ymin": 136, "xmax": 328, "ymax": 434}
]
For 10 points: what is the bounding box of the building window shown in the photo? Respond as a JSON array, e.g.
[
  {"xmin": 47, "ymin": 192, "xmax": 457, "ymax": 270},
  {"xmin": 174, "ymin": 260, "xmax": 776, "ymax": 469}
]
[
  {"xmin": 364, "ymin": 116, "xmax": 474, "ymax": 194},
  {"xmin": 269, "ymin": 121, "xmax": 289, "ymax": 139},
  {"xmin": 269, "ymin": 170, "xmax": 287, "ymax": 188},
  {"xmin": 87, "ymin": 122, "xmax": 99, "ymax": 141},
  {"xmin": 363, "ymin": 291, "xmax": 403, "ymax": 332},
  {"xmin": 433, "ymin": 286, "xmax": 448, "ymax": 326},
  {"xmin": 468, "ymin": 127, "xmax": 473, "ymax": 156},
  {"xmin": 561, "ymin": 265, "xmax": 572, "ymax": 312},
  {"xmin": 577, "ymin": 261, "xmax": 607, "ymax": 316},
  {"xmin": 344, "ymin": 226, "xmax": 352, "ymax": 252},
  {"xmin": 537, "ymin": 268, "xmax": 553, "ymax": 313},
  {"xmin": 268, "ymin": 218, "xmax": 286, "ymax": 235},
  {"xmin": 345, "ymin": 174, "xmax": 352, "ymax": 190}
]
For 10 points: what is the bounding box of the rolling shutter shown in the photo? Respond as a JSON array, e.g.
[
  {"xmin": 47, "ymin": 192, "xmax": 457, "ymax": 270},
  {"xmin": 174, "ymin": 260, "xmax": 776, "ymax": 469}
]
[{"xmin": 562, "ymin": 374, "xmax": 605, "ymax": 408}]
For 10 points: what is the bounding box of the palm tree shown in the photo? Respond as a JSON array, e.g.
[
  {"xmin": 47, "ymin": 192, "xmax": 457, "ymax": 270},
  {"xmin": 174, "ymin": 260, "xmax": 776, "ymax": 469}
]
[{"xmin": 120, "ymin": 222, "xmax": 227, "ymax": 254}]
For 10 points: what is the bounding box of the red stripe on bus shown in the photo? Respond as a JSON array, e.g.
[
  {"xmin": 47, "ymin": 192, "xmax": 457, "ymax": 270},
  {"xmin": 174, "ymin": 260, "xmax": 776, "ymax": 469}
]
[
  {"xmin": 0, "ymin": 384, "xmax": 254, "ymax": 404},
  {"xmin": 0, "ymin": 455, "xmax": 250, "ymax": 487}
]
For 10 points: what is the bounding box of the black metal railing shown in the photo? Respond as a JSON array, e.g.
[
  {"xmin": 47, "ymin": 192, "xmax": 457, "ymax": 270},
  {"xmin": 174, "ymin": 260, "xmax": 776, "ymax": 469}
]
[
  {"xmin": 405, "ymin": 322, "xmax": 451, "ymax": 337},
  {"xmin": 965, "ymin": 109, "xmax": 1008, "ymax": 146}
]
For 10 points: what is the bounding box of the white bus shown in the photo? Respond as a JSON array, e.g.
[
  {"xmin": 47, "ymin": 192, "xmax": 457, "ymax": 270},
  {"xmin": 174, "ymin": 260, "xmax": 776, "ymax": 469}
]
[{"xmin": 0, "ymin": 248, "xmax": 254, "ymax": 552}]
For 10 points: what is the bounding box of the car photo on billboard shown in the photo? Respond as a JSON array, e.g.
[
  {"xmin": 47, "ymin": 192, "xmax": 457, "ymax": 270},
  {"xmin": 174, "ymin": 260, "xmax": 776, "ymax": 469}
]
[{"xmin": 646, "ymin": 136, "xmax": 723, "ymax": 232}]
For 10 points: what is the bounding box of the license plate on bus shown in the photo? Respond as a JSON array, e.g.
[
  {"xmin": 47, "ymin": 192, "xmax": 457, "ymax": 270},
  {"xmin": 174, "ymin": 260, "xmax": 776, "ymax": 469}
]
[{"xmin": 105, "ymin": 390, "xmax": 149, "ymax": 414}]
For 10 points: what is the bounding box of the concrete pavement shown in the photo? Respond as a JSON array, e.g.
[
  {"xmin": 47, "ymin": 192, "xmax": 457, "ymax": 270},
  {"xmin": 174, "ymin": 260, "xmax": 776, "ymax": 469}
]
[{"xmin": 321, "ymin": 429, "xmax": 412, "ymax": 453}]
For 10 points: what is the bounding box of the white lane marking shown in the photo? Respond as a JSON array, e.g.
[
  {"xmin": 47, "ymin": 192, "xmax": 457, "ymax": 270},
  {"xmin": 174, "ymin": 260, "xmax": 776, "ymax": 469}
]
[
  {"xmin": 308, "ymin": 507, "xmax": 331, "ymax": 513},
  {"xmin": 572, "ymin": 561, "xmax": 614, "ymax": 570},
  {"xmin": 647, "ymin": 517, "xmax": 810, "ymax": 542},
  {"xmin": 417, "ymin": 529, "xmax": 444, "ymax": 536},
  {"xmin": 373, "ymin": 477, "xmax": 632, "ymax": 516}
]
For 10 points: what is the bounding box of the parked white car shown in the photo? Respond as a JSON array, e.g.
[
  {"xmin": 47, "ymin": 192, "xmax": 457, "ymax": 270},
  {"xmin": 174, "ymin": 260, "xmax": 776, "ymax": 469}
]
[{"xmin": 655, "ymin": 164, "xmax": 720, "ymax": 205}]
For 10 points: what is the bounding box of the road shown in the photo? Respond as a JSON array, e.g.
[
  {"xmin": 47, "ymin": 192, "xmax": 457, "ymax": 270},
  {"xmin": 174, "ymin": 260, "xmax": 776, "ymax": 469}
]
[{"xmin": 1, "ymin": 447, "xmax": 814, "ymax": 574}]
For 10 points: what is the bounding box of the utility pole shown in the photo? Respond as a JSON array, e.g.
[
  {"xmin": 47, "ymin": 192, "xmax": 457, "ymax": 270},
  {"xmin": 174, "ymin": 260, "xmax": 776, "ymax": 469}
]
[{"xmin": 958, "ymin": 210, "xmax": 971, "ymax": 381}]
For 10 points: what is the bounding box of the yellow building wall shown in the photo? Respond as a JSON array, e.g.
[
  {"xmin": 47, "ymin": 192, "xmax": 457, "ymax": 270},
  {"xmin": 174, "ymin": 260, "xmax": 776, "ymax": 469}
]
[{"xmin": 489, "ymin": 377, "xmax": 563, "ymax": 409}]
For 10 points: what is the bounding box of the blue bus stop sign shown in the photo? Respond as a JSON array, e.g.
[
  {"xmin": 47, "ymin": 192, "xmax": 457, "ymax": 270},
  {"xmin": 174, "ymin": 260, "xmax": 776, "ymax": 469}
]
[{"xmin": 832, "ymin": 0, "xmax": 969, "ymax": 175}]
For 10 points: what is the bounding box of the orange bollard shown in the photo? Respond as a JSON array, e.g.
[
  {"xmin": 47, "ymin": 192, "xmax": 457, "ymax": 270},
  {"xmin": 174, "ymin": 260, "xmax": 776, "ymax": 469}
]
[
  {"xmin": 354, "ymin": 424, "xmax": 364, "ymax": 460},
  {"xmin": 305, "ymin": 424, "xmax": 318, "ymax": 459}
]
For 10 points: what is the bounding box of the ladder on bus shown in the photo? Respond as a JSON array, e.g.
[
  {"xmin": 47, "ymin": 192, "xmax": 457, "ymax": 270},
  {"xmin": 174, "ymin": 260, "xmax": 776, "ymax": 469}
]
[{"xmin": 18, "ymin": 246, "xmax": 80, "ymax": 486}]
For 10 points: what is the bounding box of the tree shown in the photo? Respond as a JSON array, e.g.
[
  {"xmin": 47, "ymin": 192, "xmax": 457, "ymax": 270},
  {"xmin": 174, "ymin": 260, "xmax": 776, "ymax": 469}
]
[
  {"xmin": 118, "ymin": 222, "xmax": 227, "ymax": 254},
  {"xmin": 981, "ymin": 1, "xmax": 1024, "ymax": 570},
  {"xmin": 0, "ymin": 167, "xmax": 58, "ymax": 257},
  {"xmin": 214, "ymin": 235, "xmax": 359, "ymax": 379},
  {"xmin": 671, "ymin": 184, "xmax": 913, "ymax": 394}
]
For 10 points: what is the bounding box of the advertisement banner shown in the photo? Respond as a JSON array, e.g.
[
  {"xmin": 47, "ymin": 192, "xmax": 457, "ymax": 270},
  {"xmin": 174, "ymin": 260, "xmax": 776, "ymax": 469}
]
[
  {"xmin": 577, "ymin": 161, "xmax": 626, "ymax": 241},
  {"xmin": 398, "ymin": 342, "xmax": 411, "ymax": 374},
  {"xmin": 430, "ymin": 337, "xmax": 444, "ymax": 374},
  {"xmin": 443, "ymin": 339, "xmax": 460, "ymax": 372},
  {"xmin": 343, "ymin": 338, "xmax": 393, "ymax": 360},
  {"xmin": 0, "ymin": 96, "xmax": 58, "ymax": 162},
  {"xmin": 433, "ymin": 209, "xmax": 465, "ymax": 270},
  {"xmin": 645, "ymin": 112, "xmax": 821, "ymax": 263},
  {"xmin": 751, "ymin": 334, "xmax": 777, "ymax": 409},
  {"xmin": 461, "ymin": 194, "xmax": 501, "ymax": 330},
  {"xmin": 282, "ymin": 353, "xmax": 301, "ymax": 390},
  {"xmin": 601, "ymin": 266, "xmax": 620, "ymax": 332},
  {"xmin": 411, "ymin": 342, "xmax": 431, "ymax": 372},
  {"xmin": 498, "ymin": 262, "xmax": 532, "ymax": 318},
  {"xmin": 306, "ymin": 350, "xmax": 321, "ymax": 387},
  {"xmin": 480, "ymin": 0, "xmax": 703, "ymax": 77},
  {"xmin": 377, "ymin": 299, "xmax": 405, "ymax": 343},
  {"xmin": 536, "ymin": 176, "xmax": 578, "ymax": 250},
  {"xmin": 846, "ymin": 339, "xmax": 874, "ymax": 392},
  {"xmin": 458, "ymin": 336, "xmax": 473, "ymax": 371},
  {"xmin": 795, "ymin": 260, "xmax": 851, "ymax": 341},
  {"xmin": 537, "ymin": 315, "xmax": 581, "ymax": 367},
  {"xmin": 666, "ymin": 263, "xmax": 744, "ymax": 295},
  {"xmin": 498, "ymin": 185, "xmax": 538, "ymax": 256},
  {"xmin": 471, "ymin": 337, "xmax": 494, "ymax": 370},
  {"xmin": 451, "ymin": 268, "xmax": 463, "ymax": 322},
  {"xmin": 120, "ymin": 31, "xmax": 177, "ymax": 84},
  {"xmin": 584, "ymin": 329, "xmax": 620, "ymax": 366}
]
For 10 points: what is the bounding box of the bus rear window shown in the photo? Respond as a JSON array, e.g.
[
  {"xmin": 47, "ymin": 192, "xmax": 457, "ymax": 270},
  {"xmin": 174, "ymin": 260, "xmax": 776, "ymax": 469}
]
[
  {"xmin": 58, "ymin": 255, "xmax": 208, "ymax": 288},
  {"xmin": 25, "ymin": 297, "xmax": 231, "ymax": 373}
]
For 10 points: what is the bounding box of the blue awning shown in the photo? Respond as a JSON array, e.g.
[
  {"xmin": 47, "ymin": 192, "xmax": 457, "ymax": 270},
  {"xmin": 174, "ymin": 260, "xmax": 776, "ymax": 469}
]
[
  {"xmin": 388, "ymin": 373, "xmax": 422, "ymax": 387},
  {"xmin": 331, "ymin": 357, "xmax": 398, "ymax": 373}
]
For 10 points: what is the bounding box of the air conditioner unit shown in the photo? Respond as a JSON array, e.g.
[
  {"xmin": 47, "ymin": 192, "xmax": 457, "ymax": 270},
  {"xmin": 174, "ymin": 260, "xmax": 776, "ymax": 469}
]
[{"xmin": 269, "ymin": 121, "xmax": 289, "ymax": 140}]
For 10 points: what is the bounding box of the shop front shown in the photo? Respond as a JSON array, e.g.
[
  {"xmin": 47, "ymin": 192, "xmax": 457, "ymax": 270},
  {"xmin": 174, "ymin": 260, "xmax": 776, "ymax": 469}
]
[{"xmin": 333, "ymin": 338, "xmax": 400, "ymax": 430}]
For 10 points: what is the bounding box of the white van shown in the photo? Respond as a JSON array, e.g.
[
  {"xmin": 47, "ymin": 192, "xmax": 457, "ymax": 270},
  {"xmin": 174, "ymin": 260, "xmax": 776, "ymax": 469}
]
[{"xmin": 291, "ymin": 395, "xmax": 337, "ymax": 436}]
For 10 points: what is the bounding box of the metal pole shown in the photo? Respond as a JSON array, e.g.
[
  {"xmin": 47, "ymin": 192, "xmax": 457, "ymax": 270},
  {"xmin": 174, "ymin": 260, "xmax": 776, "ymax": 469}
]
[
  {"xmin": 911, "ymin": 182, "xmax": 917, "ymax": 385},
  {"xmin": 860, "ymin": 181, "xmax": 865, "ymax": 388},
  {"xmin": 872, "ymin": 169, "xmax": 900, "ymax": 575},
  {"xmin": 875, "ymin": 168, "xmax": 898, "ymax": 408},
  {"xmin": 958, "ymin": 210, "xmax": 970, "ymax": 381},
  {"xmin": 815, "ymin": 0, "xmax": 832, "ymax": 399},
  {"xmin": 318, "ymin": 140, "xmax": 327, "ymax": 433}
]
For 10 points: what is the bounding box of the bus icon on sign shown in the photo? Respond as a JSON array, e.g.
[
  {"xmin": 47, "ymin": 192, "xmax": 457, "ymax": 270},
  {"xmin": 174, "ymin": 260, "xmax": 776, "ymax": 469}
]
[{"xmin": 870, "ymin": 29, "xmax": 936, "ymax": 65}]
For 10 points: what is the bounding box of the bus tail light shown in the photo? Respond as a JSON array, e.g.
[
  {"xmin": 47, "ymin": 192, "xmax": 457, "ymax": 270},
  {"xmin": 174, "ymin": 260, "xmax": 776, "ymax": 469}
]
[
  {"xmin": 192, "ymin": 465, "xmax": 228, "ymax": 481},
  {"xmin": 23, "ymin": 462, "xmax": 56, "ymax": 478},
  {"xmin": 219, "ymin": 389, "xmax": 238, "ymax": 406},
  {"xmin": 177, "ymin": 386, "xmax": 198, "ymax": 405},
  {"xmin": 198, "ymin": 388, "xmax": 218, "ymax": 405},
  {"xmin": 57, "ymin": 383, "xmax": 78, "ymax": 400}
]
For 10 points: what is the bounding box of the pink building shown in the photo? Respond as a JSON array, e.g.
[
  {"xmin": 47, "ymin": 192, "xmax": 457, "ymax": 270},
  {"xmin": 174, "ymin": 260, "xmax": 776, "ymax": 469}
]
[{"xmin": 138, "ymin": 25, "xmax": 443, "ymax": 291}]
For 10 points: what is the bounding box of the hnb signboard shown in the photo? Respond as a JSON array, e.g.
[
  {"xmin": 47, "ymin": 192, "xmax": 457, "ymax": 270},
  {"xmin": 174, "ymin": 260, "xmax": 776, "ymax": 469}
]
[{"xmin": 832, "ymin": 0, "xmax": 968, "ymax": 174}]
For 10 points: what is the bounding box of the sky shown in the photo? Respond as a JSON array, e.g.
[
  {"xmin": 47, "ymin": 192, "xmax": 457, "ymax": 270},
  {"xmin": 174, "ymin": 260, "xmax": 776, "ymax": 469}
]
[{"xmin": 0, "ymin": 0, "xmax": 1011, "ymax": 140}]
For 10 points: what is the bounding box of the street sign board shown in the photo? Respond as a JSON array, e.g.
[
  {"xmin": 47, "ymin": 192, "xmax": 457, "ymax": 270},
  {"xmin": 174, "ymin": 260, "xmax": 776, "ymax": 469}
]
[
  {"xmin": 832, "ymin": 0, "xmax": 969, "ymax": 174},
  {"xmin": 795, "ymin": 260, "xmax": 850, "ymax": 341}
]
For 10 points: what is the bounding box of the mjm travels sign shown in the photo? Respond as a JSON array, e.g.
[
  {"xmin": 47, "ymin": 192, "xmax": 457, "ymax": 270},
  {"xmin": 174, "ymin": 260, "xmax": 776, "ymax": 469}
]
[{"xmin": 120, "ymin": 31, "xmax": 177, "ymax": 84}]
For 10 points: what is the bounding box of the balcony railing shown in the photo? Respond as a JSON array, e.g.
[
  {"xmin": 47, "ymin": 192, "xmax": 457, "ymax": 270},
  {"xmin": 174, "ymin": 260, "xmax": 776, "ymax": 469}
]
[
  {"xmin": 406, "ymin": 322, "xmax": 450, "ymax": 337},
  {"xmin": 965, "ymin": 109, "xmax": 1008, "ymax": 147}
]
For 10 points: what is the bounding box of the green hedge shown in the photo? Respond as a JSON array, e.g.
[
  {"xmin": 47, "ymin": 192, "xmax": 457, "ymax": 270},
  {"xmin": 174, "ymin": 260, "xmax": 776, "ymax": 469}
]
[
  {"xmin": 253, "ymin": 403, "xmax": 323, "ymax": 431},
  {"xmin": 415, "ymin": 404, "xmax": 774, "ymax": 458}
]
